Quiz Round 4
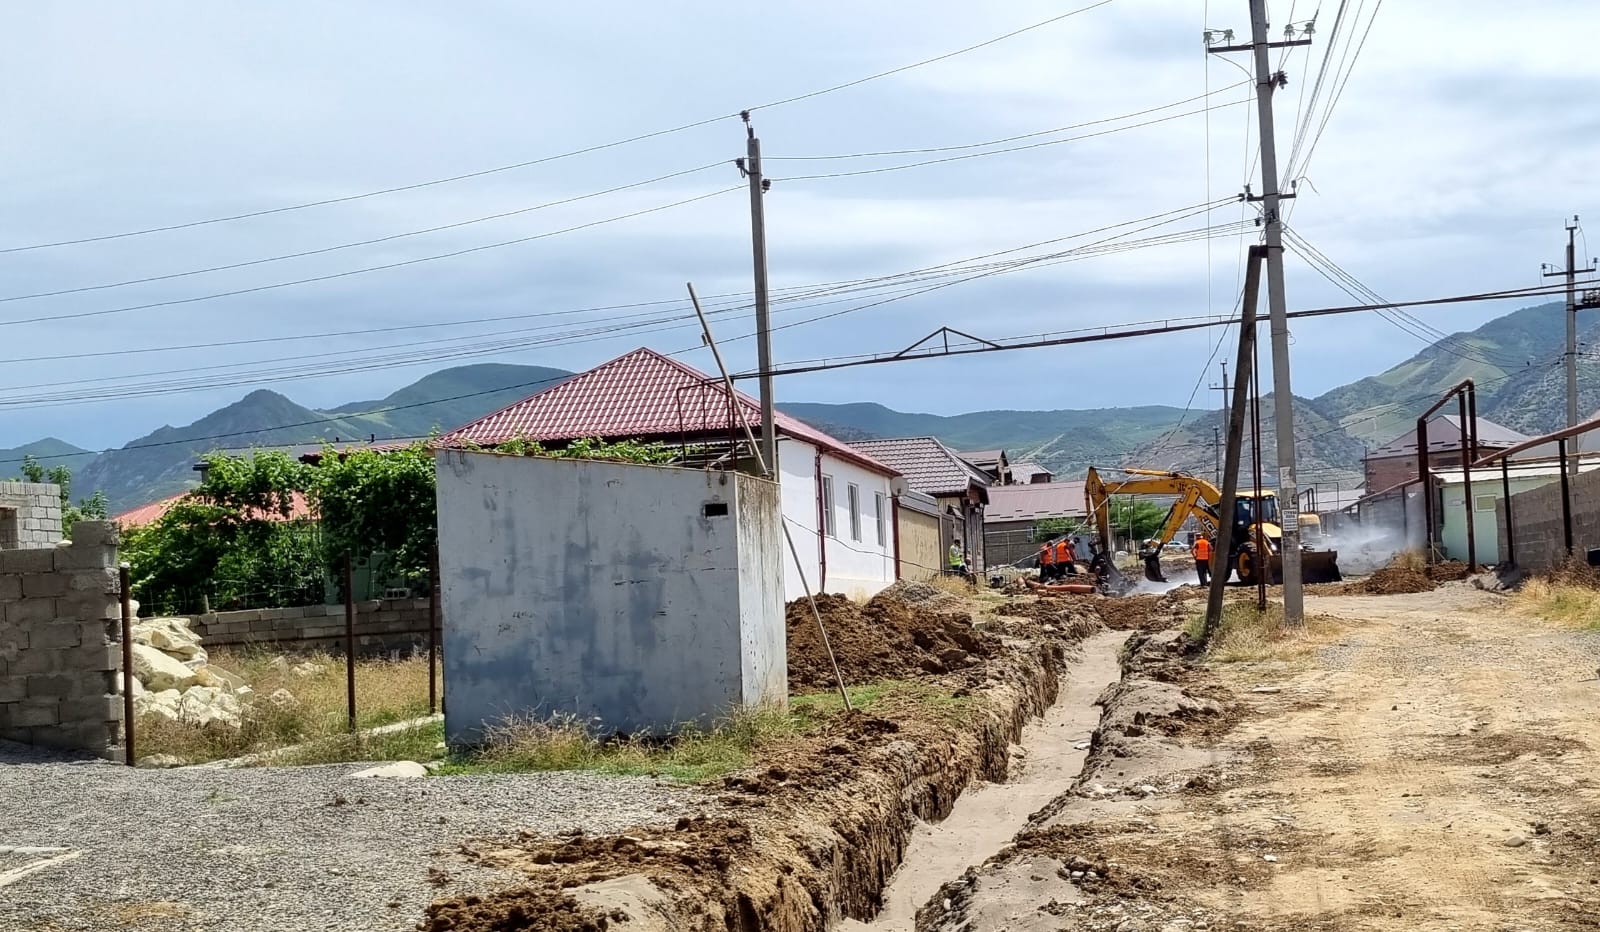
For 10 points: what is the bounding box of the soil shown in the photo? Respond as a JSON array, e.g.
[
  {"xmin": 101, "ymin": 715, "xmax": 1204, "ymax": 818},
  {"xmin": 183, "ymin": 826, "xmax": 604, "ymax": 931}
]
[
  {"xmin": 994, "ymin": 592, "xmax": 1186, "ymax": 634},
  {"xmin": 785, "ymin": 588, "xmax": 999, "ymax": 692},
  {"xmin": 1349, "ymin": 565, "xmax": 1436, "ymax": 595}
]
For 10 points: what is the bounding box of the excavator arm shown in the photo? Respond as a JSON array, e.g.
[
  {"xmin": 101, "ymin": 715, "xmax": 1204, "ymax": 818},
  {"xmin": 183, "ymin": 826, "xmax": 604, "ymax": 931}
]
[{"xmin": 1085, "ymin": 467, "xmax": 1226, "ymax": 583}]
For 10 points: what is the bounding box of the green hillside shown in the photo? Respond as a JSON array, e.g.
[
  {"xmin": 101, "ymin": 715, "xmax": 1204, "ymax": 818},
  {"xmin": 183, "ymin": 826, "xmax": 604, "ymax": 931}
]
[{"xmin": 0, "ymin": 437, "xmax": 91, "ymax": 475}]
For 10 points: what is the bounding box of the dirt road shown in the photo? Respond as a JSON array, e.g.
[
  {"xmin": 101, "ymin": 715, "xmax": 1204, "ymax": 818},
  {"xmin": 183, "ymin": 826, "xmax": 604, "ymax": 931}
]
[{"xmin": 925, "ymin": 586, "xmax": 1600, "ymax": 930}]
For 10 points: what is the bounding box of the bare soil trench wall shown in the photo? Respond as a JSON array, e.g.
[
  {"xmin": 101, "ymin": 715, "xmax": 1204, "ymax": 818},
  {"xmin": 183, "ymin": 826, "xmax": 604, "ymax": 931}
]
[{"xmin": 425, "ymin": 606, "xmax": 1126, "ymax": 932}]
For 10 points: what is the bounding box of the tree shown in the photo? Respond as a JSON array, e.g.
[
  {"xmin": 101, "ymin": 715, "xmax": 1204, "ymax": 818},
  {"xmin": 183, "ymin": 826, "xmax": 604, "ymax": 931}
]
[
  {"xmin": 1110, "ymin": 496, "xmax": 1171, "ymax": 543},
  {"xmin": 11, "ymin": 455, "xmax": 108, "ymax": 536}
]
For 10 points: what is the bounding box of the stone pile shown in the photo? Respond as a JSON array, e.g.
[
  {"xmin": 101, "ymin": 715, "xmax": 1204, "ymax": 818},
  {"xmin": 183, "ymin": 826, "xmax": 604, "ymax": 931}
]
[{"xmin": 125, "ymin": 611, "xmax": 251, "ymax": 730}]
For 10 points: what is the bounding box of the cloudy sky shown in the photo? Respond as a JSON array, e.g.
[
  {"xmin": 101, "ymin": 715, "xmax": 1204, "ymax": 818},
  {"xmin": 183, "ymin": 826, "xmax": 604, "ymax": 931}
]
[{"xmin": 2, "ymin": 0, "xmax": 1596, "ymax": 452}]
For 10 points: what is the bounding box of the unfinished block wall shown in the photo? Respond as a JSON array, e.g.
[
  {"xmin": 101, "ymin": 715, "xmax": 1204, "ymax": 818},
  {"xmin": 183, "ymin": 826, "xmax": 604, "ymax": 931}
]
[
  {"xmin": 183, "ymin": 597, "xmax": 435, "ymax": 655},
  {"xmin": 0, "ymin": 521, "xmax": 124, "ymax": 759},
  {"xmin": 1499, "ymin": 468, "xmax": 1600, "ymax": 571},
  {"xmin": 0, "ymin": 481, "xmax": 64, "ymax": 550}
]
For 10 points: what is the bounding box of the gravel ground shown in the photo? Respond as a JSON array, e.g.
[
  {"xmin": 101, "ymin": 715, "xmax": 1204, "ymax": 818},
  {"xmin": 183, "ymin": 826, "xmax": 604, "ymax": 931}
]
[{"xmin": 0, "ymin": 742, "xmax": 710, "ymax": 932}]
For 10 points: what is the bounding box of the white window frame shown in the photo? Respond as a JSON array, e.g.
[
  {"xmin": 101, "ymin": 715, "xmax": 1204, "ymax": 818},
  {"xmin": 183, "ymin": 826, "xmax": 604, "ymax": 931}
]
[
  {"xmin": 847, "ymin": 482, "xmax": 862, "ymax": 541},
  {"xmin": 874, "ymin": 491, "xmax": 887, "ymax": 546},
  {"xmin": 821, "ymin": 475, "xmax": 837, "ymax": 538}
]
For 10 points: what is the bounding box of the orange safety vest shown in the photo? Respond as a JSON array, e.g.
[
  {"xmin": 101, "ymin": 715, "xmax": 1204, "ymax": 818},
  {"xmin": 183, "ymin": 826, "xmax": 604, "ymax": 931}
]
[
  {"xmin": 1055, "ymin": 539, "xmax": 1073, "ymax": 563},
  {"xmin": 1040, "ymin": 544, "xmax": 1055, "ymax": 565},
  {"xmin": 1194, "ymin": 538, "xmax": 1213, "ymax": 561}
]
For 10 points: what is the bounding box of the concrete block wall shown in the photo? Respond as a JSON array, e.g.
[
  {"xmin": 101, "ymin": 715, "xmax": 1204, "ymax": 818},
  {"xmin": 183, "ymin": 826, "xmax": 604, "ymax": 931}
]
[
  {"xmin": 1499, "ymin": 467, "xmax": 1600, "ymax": 570},
  {"xmin": 0, "ymin": 520, "xmax": 123, "ymax": 759},
  {"xmin": 182, "ymin": 598, "xmax": 435, "ymax": 656},
  {"xmin": 0, "ymin": 481, "xmax": 64, "ymax": 549}
]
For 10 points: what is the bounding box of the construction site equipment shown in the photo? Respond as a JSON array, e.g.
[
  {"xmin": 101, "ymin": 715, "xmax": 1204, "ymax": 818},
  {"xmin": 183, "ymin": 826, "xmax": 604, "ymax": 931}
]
[{"xmin": 1085, "ymin": 467, "xmax": 1342, "ymax": 587}]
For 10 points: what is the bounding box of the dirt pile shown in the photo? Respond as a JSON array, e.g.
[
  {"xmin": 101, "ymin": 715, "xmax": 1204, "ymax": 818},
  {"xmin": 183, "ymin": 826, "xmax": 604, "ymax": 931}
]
[
  {"xmin": 1426, "ymin": 560, "xmax": 1471, "ymax": 582},
  {"xmin": 1092, "ymin": 594, "xmax": 1166, "ymax": 631},
  {"xmin": 785, "ymin": 590, "xmax": 998, "ymax": 691},
  {"xmin": 1357, "ymin": 565, "xmax": 1436, "ymax": 595}
]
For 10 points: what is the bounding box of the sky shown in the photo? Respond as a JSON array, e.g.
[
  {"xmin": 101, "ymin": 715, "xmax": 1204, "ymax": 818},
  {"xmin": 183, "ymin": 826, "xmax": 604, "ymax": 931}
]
[{"xmin": 2, "ymin": 0, "xmax": 1598, "ymax": 453}]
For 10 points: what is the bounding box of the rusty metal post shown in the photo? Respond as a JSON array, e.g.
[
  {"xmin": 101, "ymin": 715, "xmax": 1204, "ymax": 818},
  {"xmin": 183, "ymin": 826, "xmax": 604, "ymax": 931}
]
[
  {"xmin": 118, "ymin": 563, "xmax": 135, "ymax": 767},
  {"xmin": 344, "ymin": 552, "xmax": 356, "ymax": 732},
  {"xmin": 428, "ymin": 545, "xmax": 439, "ymax": 715},
  {"xmin": 1417, "ymin": 415, "xmax": 1433, "ymax": 560},
  {"xmin": 1458, "ymin": 394, "xmax": 1477, "ymax": 571},
  {"xmin": 1251, "ymin": 335, "xmax": 1268, "ymax": 610},
  {"xmin": 1559, "ymin": 439, "xmax": 1575, "ymax": 558},
  {"xmin": 1501, "ymin": 455, "xmax": 1515, "ymax": 567}
]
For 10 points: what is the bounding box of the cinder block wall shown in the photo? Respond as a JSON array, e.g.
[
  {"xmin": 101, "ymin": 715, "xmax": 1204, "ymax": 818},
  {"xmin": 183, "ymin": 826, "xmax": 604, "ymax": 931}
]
[
  {"xmin": 0, "ymin": 481, "xmax": 64, "ymax": 549},
  {"xmin": 0, "ymin": 520, "xmax": 123, "ymax": 759},
  {"xmin": 1500, "ymin": 468, "xmax": 1600, "ymax": 570},
  {"xmin": 182, "ymin": 598, "xmax": 435, "ymax": 655}
]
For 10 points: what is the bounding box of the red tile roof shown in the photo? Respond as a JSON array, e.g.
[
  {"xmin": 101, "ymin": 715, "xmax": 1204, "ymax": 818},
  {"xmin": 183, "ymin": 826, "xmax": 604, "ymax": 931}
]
[
  {"xmin": 849, "ymin": 437, "xmax": 990, "ymax": 498},
  {"xmin": 115, "ymin": 491, "xmax": 314, "ymax": 528},
  {"xmin": 438, "ymin": 348, "xmax": 898, "ymax": 476}
]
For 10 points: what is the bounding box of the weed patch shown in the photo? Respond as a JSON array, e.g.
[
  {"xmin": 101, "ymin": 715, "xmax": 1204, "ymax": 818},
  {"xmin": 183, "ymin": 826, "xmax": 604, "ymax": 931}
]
[
  {"xmin": 1186, "ymin": 602, "xmax": 1343, "ymax": 662},
  {"xmin": 1514, "ymin": 575, "xmax": 1600, "ymax": 630}
]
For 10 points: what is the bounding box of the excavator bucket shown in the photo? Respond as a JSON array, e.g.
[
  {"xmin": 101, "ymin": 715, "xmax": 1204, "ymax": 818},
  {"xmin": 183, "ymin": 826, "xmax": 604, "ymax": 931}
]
[
  {"xmin": 1143, "ymin": 553, "xmax": 1167, "ymax": 583},
  {"xmin": 1300, "ymin": 549, "xmax": 1343, "ymax": 584}
]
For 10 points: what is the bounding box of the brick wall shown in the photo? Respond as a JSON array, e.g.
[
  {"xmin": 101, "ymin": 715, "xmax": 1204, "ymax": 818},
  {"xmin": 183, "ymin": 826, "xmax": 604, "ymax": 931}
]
[
  {"xmin": 1499, "ymin": 468, "xmax": 1600, "ymax": 571},
  {"xmin": 0, "ymin": 521, "xmax": 123, "ymax": 759},
  {"xmin": 181, "ymin": 598, "xmax": 436, "ymax": 656},
  {"xmin": 0, "ymin": 481, "xmax": 64, "ymax": 550}
]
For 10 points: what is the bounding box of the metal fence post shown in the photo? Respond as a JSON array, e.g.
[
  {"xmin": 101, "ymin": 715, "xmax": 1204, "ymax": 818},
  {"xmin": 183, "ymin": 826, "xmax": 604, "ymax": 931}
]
[
  {"xmin": 119, "ymin": 563, "xmax": 135, "ymax": 767},
  {"xmin": 344, "ymin": 552, "xmax": 356, "ymax": 732},
  {"xmin": 428, "ymin": 545, "xmax": 439, "ymax": 716},
  {"xmin": 1559, "ymin": 439, "xmax": 1574, "ymax": 558},
  {"xmin": 1501, "ymin": 456, "xmax": 1516, "ymax": 568}
]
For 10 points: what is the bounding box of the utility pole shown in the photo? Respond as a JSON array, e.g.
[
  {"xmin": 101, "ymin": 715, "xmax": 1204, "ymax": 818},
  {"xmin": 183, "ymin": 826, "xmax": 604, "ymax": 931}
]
[
  {"xmin": 1209, "ymin": 361, "xmax": 1231, "ymax": 482},
  {"xmin": 739, "ymin": 111, "xmax": 778, "ymax": 475},
  {"xmin": 1208, "ymin": 2, "xmax": 1312, "ymax": 625},
  {"xmin": 1543, "ymin": 216, "xmax": 1597, "ymax": 455}
]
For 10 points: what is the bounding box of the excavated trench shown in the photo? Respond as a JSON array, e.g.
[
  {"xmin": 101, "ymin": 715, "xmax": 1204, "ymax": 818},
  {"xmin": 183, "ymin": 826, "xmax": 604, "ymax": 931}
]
[{"xmin": 423, "ymin": 591, "xmax": 1180, "ymax": 932}]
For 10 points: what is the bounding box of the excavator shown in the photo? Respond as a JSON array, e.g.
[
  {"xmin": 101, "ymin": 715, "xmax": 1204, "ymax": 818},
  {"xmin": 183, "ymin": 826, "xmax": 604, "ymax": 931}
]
[{"xmin": 1084, "ymin": 467, "xmax": 1342, "ymax": 587}]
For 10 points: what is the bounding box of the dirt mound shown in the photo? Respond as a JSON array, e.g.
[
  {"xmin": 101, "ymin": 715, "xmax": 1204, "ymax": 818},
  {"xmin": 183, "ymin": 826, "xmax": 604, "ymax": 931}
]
[
  {"xmin": 1093, "ymin": 594, "xmax": 1167, "ymax": 631},
  {"xmin": 1359, "ymin": 566, "xmax": 1436, "ymax": 595},
  {"xmin": 874, "ymin": 578, "xmax": 964, "ymax": 608},
  {"xmin": 1426, "ymin": 560, "xmax": 1471, "ymax": 582},
  {"xmin": 785, "ymin": 590, "xmax": 997, "ymax": 691}
]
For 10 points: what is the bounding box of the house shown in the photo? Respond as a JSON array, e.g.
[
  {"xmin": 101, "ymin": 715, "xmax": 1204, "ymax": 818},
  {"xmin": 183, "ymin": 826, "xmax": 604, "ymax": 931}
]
[
  {"xmin": 1363, "ymin": 415, "xmax": 1529, "ymax": 493},
  {"xmin": 0, "ymin": 481, "xmax": 63, "ymax": 549},
  {"xmin": 850, "ymin": 437, "xmax": 990, "ymax": 571},
  {"xmin": 438, "ymin": 347, "xmax": 903, "ymax": 601},
  {"xmin": 982, "ymin": 480, "xmax": 1089, "ymax": 568},
  {"xmin": 1435, "ymin": 462, "xmax": 1600, "ymax": 565},
  {"xmin": 892, "ymin": 489, "xmax": 946, "ymax": 582},
  {"xmin": 1009, "ymin": 461, "xmax": 1053, "ymax": 484},
  {"xmin": 956, "ymin": 449, "xmax": 1011, "ymax": 486}
]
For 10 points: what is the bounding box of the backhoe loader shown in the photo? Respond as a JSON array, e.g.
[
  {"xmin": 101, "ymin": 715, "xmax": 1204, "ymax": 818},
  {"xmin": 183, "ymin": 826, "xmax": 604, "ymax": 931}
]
[{"xmin": 1084, "ymin": 467, "xmax": 1342, "ymax": 586}]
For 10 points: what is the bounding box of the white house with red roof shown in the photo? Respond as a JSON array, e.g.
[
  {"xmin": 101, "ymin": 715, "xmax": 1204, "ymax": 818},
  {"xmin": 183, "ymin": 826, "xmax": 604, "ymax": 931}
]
[{"xmin": 439, "ymin": 348, "xmax": 904, "ymax": 601}]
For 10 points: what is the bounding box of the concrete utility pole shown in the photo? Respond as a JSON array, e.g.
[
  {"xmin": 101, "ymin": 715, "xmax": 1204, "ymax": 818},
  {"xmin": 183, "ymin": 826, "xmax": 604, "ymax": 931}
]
[
  {"xmin": 1209, "ymin": 360, "xmax": 1231, "ymax": 481},
  {"xmin": 1543, "ymin": 217, "xmax": 1596, "ymax": 454},
  {"xmin": 1209, "ymin": 1, "xmax": 1311, "ymax": 625},
  {"xmin": 739, "ymin": 111, "xmax": 778, "ymax": 475}
]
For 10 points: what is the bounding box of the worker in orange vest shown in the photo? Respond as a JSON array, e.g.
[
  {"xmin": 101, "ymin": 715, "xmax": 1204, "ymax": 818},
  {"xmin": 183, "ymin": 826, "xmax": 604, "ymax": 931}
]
[
  {"xmin": 1038, "ymin": 540, "xmax": 1056, "ymax": 581},
  {"xmin": 1194, "ymin": 535, "xmax": 1214, "ymax": 586},
  {"xmin": 1055, "ymin": 536, "xmax": 1076, "ymax": 577}
]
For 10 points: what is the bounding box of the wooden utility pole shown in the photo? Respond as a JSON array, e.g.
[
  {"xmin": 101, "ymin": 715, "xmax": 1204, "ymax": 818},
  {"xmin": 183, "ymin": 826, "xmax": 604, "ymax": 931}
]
[
  {"xmin": 1209, "ymin": 1, "xmax": 1313, "ymax": 625},
  {"xmin": 739, "ymin": 112, "xmax": 778, "ymax": 474},
  {"xmin": 1204, "ymin": 246, "xmax": 1267, "ymax": 639}
]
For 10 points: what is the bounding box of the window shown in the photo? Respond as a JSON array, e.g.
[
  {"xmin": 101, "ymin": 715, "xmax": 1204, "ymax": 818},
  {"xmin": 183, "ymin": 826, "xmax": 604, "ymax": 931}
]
[
  {"xmin": 821, "ymin": 476, "xmax": 836, "ymax": 537},
  {"xmin": 874, "ymin": 492, "xmax": 887, "ymax": 546},
  {"xmin": 847, "ymin": 483, "xmax": 862, "ymax": 541},
  {"xmin": 1475, "ymin": 494, "xmax": 1497, "ymax": 513}
]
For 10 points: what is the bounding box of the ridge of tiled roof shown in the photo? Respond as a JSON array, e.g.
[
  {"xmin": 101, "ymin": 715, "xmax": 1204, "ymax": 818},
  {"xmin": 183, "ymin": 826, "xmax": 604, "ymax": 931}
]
[{"xmin": 849, "ymin": 436, "xmax": 990, "ymax": 497}]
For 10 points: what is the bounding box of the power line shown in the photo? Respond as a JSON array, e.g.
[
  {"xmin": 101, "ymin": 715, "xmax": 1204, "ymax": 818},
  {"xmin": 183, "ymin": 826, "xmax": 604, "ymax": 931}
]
[
  {"xmin": 0, "ymin": 186, "xmax": 742, "ymax": 329},
  {"xmin": 2, "ymin": 0, "xmax": 1121, "ymax": 255}
]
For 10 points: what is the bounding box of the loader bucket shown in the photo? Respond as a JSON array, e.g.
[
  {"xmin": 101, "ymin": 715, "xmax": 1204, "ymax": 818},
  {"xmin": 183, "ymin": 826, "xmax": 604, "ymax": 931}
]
[{"xmin": 1301, "ymin": 549, "xmax": 1342, "ymax": 584}]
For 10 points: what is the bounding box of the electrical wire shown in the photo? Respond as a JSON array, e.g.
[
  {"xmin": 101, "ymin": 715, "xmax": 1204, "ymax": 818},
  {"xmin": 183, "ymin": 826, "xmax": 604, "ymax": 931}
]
[{"xmin": 2, "ymin": 0, "xmax": 1121, "ymax": 255}]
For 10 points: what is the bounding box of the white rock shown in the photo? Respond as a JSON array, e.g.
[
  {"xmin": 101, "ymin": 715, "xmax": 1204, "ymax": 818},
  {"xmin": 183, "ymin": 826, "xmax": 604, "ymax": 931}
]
[
  {"xmin": 136, "ymin": 753, "xmax": 187, "ymax": 768},
  {"xmin": 131, "ymin": 643, "xmax": 199, "ymax": 691},
  {"xmin": 177, "ymin": 686, "xmax": 242, "ymax": 730},
  {"xmin": 133, "ymin": 617, "xmax": 205, "ymax": 658},
  {"xmin": 134, "ymin": 688, "xmax": 183, "ymax": 722},
  {"xmin": 193, "ymin": 665, "xmax": 244, "ymax": 691},
  {"xmin": 348, "ymin": 761, "xmax": 428, "ymax": 779},
  {"xmin": 289, "ymin": 661, "xmax": 327, "ymax": 678},
  {"xmin": 1262, "ymin": 854, "xmax": 1279, "ymax": 862},
  {"xmin": 266, "ymin": 688, "xmax": 298, "ymax": 709},
  {"xmin": 234, "ymin": 685, "xmax": 254, "ymax": 701}
]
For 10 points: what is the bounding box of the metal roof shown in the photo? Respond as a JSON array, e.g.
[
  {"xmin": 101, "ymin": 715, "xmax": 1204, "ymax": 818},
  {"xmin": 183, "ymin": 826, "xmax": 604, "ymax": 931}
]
[
  {"xmin": 1009, "ymin": 461, "xmax": 1052, "ymax": 481},
  {"xmin": 984, "ymin": 481, "xmax": 1089, "ymax": 522},
  {"xmin": 850, "ymin": 437, "xmax": 991, "ymax": 498},
  {"xmin": 1368, "ymin": 414, "xmax": 1529, "ymax": 458},
  {"xmin": 439, "ymin": 348, "xmax": 897, "ymax": 476}
]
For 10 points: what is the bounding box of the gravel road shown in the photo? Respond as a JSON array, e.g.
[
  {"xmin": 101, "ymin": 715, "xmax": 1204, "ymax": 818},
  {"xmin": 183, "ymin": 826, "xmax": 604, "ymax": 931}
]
[{"xmin": 0, "ymin": 743, "xmax": 709, "ymax": 932}]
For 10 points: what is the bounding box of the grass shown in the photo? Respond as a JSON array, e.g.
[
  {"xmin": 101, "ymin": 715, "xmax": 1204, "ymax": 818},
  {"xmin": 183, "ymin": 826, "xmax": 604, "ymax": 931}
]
[
  {"xmin": 136, "ymin": 648, "xmax": 434, "ymax": 764},
  {"xmin": 1185, "ymin": 601, "xmax": 1344, "ymax": 663},
  {"xmin": 435, "ymin": 680, "xmax": 978, "ymax": 782},
  {"xmin": 1512, "ymin": 565, "xmax": 1600, "ymax": 631}
]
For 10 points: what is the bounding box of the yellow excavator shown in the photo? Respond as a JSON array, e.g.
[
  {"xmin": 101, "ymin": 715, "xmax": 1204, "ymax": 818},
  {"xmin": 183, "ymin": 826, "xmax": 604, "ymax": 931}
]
[{"xmin": 1084, "ymin": 467, "xmax": 1342, "ymax": 586}]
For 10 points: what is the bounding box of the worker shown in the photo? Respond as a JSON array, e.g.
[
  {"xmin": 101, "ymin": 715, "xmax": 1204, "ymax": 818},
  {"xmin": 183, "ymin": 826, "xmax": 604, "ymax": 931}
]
[
  {"xmin": 948, "ymin": 541, "xmax": 967, "ymax": 577},
  {"xmin": 1038, "ymin": 539, "xmax": 1056, "ymax": 581},
  {"xmin": 1194, "ymin": 535, "xmax": 1213, "ymax": 586},
  {"xmin": 1055, "ymin": 535, "xmax": 1076, "ymax": 577}
]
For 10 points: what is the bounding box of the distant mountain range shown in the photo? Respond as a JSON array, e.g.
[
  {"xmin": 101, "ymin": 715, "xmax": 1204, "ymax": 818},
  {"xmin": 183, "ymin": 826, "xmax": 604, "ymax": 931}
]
[{"xmin": 6, "ymin": 300, "xmax": 1592, "ymax": 511}]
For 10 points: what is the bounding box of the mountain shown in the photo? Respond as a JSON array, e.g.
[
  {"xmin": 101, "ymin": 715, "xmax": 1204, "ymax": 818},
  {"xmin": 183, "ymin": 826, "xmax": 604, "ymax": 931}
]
[
  {"xmin": 74, "ymin": 363, "xmax": 574, "ymax": 511},
  {"xmin": 0, "ymin": 437, "xmax": 91, "ymax": 476}
]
